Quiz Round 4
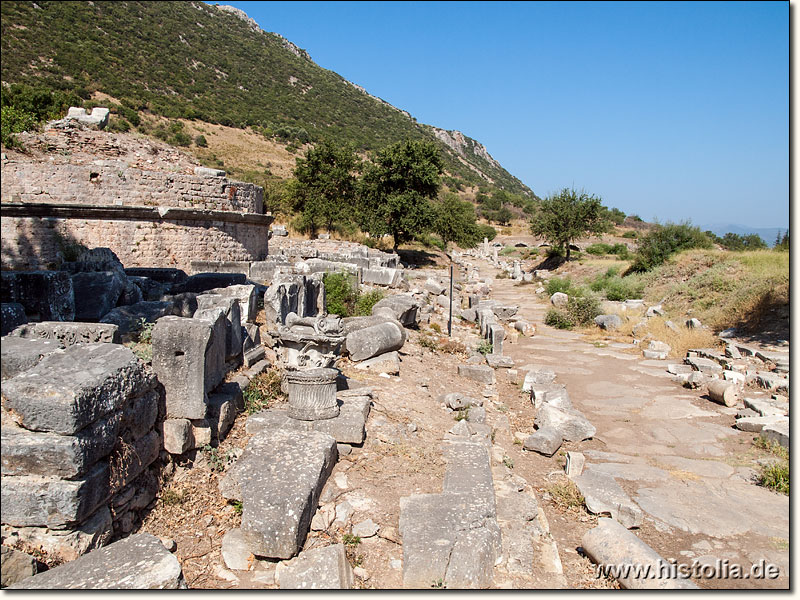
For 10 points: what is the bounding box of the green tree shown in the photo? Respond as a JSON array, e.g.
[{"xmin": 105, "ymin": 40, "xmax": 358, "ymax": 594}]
[
  {"xmin": 529, "ymin": 187, "xmax": 608, "ymax": 260},
  {"xmin": 432, "ymin": 192, "xmax": 481, "ymax": 250},
  {"xmin": 359, "ymin": 139, "xmax": 443, "ymax": 252},
  {"xmin": 719, "ymin": 232, "xmax": 767, "ymax": 251},
  {"xmin": 289, "ymin": 140, "xmax": 360, "ymax": 236}
]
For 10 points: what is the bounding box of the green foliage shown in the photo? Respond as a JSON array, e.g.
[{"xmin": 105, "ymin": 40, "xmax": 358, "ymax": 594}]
[
  {"xmin": 289, "ymin": 140, "xmax": 360, "ymax": 236},
  {"xmin": 621, "ymin": 230, "xmax": 638, "ymax": 239},
  {"xmin": 476, "ymin": 340, "xmax": 493, "ymax": 355},
  {"xmin": 322, "ymin": 271, "xmax": 359, "ymax": 317},
  {"xmin": 194, "ymin": 134, "xmax": 208, "ymax": 147},
  {"xmin": 161, "ymin": 489, "xmax": 184, "ymax": 505},
  {"xmin": 230, "ymin": 500, "xmax": 243, "ymax": 515},
  {"xmin": 203, "ymin": 444, "xmax": 236, "ymax": 472},
  {"xmin": 545, "ymin": 277, "xmax": 574, "ymax": 296},
  {"xmin": 717, "ymin": 232, "xmax": 768, "ymax": 251},
  {"xmin": 136, "ymin": 318, "xmax": 154, "ymax": 344},
  {"xmin": 530, "ymin": 188, "xmax": 609, "ymax": 259},
  {"xmin": 0, "ymin": 1, "xmax": 535, "ymax": 197},
  {"xmin": 774, "ymin": 230, "xmax": 789, "ymax": 251},
  {"xmin": 628, "ymin": 222, "xmax": 713, "ymax": 273},
  {"xmin": 566, "ymin": 293, "xmax": 602, "ymax": 325},
  {"xmin": 545, "ymin": 309, "xmax": 574, "ymax": 329},
  {"xmin": 502, "ymin": 455, "xmax": 514, "ymax": 469},
  {"xmin": 432, "ymin": 192, "xmax": 481, "ymax": 249},
  {"xmin": 454, "ymin": 407, "xmax": 470, "ymax": 422},
  {"xmin": 477, "ymin": 224, "xmax": 497, "ymax": 242},
  {"xmin": 354, "ymin": 289, "xmax": 385, "ymax": 317},
  {"xmin": 590, "ymin": 267, "xmax": 644, "ymax": 301},
  {"xmin": 602, "ymin": 206, "xmax": 627, "ymax": 225},
  {"xmin": 359, "ymin": 140, "xmax": 443, "ymax": 251},
  {"xmin": 584, "ymin": 243, "xmax": 629, "ymax": 258},
  {"xmin": 760, "ymin": 461, "xmax": 789, "ymax": 495},
  {"xmin": 342, "ymin": 534, "xmax": 361, "ymax": 547}
]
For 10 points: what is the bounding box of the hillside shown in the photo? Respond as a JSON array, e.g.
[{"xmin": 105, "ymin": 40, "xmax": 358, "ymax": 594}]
[{"xmin": 0, "ymin": 1, "xmax": 533, "ymax": 198}]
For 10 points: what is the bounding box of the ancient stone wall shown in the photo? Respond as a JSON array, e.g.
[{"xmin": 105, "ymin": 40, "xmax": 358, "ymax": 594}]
[
  {"xmin": 1, "ymin": 209, "xmax": 270, "ymax": 272},
  {"xmin": 1, "ymin": 161, "xmax": 264, "ymax": 214}
]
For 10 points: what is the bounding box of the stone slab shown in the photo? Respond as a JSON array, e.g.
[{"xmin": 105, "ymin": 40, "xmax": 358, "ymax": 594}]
[
  {"xmin": 761, "ymin": 421, "xmax": 789, "ymax": 448},
  {"xmin": 1, "ymin": 336, "xmax": 62, "ymax": 380},
  {"xmin": 458, "ymin": 364, "xmax": 495, "ymax": 385},
  {"xmin": 277, "ymin": 543, "xmax": 353, "ymax": 589},
  {"xmin": 219, "ymin": 429, "xmax": 337, "ymax": 559},
  {"xmin": 10, "ymin": 321, "xmax": 121, "ymax": 346},
  {"xmin": 1, "ymin": 343, "xmax": 154, "ymax": 435},
  {"xmin": 7, "ymin": 533, "xmax": 185, "ymax": 589},
  {"xmin": 572, "ymin": 468, "xmax": 643, "ymax": 529}
]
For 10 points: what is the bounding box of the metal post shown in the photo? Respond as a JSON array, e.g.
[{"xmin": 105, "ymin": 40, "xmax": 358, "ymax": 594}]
[{"xmin": 448, "ymin": 262, "xmax": 453, "ymax": 337}]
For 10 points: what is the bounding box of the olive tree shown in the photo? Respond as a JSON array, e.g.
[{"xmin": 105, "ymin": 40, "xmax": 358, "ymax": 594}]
[{"xmin": 530, "ymin": 187, "xmax": 608, "ymax": 260}]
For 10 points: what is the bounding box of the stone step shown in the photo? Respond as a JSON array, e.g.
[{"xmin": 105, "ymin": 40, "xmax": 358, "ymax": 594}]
[
  {"xmin": 7, "ymin": 533, "xmax": 185, "ymax": 589},
  {"xmin": 399, "ymin": 440, "xmax": 501, "ymax": 589},
  {"xmin": 219, "ymin": 428, "xmax": 337, "ymax": 559}
]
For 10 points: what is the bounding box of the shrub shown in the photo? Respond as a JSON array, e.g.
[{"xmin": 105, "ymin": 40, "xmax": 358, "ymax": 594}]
[
  {"xmin": 585, "ymin": 243, "xmax": 612, "ymax": 255},
  {"xmin": 476, "ymin": 340, "xmax": 493, "ymax": 355},
  {"xmin": 194, "ymin": 134, "xmax": 208, "ymax": 147},
  {"xmin": 628, "ymin": 222, "xmax": 712, "ymax": 273},
  {"xmin": 546, "ymin": 277, "xmax": 573, "ymax": 296},
  {"xmin": 323, "ymin": 271, "xmax": 359, "ymax": 317},
  {"xmin": 760, "ymin": 461, "xmax": 789, "ymax": 495},
  {"xmin": 354, "ymin": 289, "xmax": 384, "ymax": 316},
  {"xmin": 545, "ymin": 309, "xmax": 574, "ymax": 329},
  {"xmin": 566, "ymin": 294, "xmax": 602, "ymax": 326},
  {"xmin": 244, "ymin": 368, "xmax": 284, "ymax": 414},
  {"xmin": 622, "ymin": 231, "xmax": 638, "ymax": 239},
  {"xmin": 590, "ymin": 267, "xmax": 644, "ymax": 301}
]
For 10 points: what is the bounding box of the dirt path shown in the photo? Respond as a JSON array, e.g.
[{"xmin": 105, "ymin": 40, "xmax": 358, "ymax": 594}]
[{"xmin": 486, "ymin": 258, "xmax": 789, "ymax": 589}]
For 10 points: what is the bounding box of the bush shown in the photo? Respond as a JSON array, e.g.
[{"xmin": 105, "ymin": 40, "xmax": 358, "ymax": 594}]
[
  {"xmin": 546, "ymin": 277, "xmax": 574, "ymax": 296},
  {"xmin": 194, "ymin": 134, "xmax": 208, "ymax": 147},
  {"xmin": 585, "ymin": 243, "xmax": 612, "ymax": 255},
  {"xmin": 476, "ymin": 340, "xmax": 493, "ymax": 355},
  {"xmin": 477, "ymin": 223, "xmax": 497, "ymax": 242},
  {"xmin": 244, "ymin": 368, "xmax": 284, "ymax": 414},
  {"xmin": 322, "ymin": 272, "xmax": 359, "ymax": 317},
  {"xmin": 566, "ymin": 294, "xmax": 602, "ymax": 326},
  {"xmin": 760, "ymin": 461, "xmax": 789, "ymax": 495},
  {"xmin": 354, "ymin": 289, "xmax": 384, "ymax": 316},
  {"xmin": 590, "ymin": 267, "xmax": 644, "ymax": 301},
  {"xmin": 628, "ymin": 222, "xmax": 713, "ymax": 273},
  {"xmin": 622, "ymin": 231, "xmax": 638, "ymax": 239},
  {"xmin": 545, "ymin": 309, "xmax": 574, "ymax": 329}
]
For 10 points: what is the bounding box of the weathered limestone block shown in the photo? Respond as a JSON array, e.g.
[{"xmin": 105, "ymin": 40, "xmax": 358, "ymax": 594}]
[
  {"xmin": 1, "ymin": 462, "xmax": 111, "ymax": 528},
  {"xmin": 151, "ymin": 316, "xmax": 223, "ymax": 420},
  {"xmin": 0, "ymin": 336, "xmax": 62, "ymax": 380},
  {"xmin": 71, "ymin": 271, "xmax": 126, "ymax": 321},
  {"xmin": 492, "ymin": 305, "xmax": 518, "ymax": 320},
  {"xmin": 361, "ymin": 267, "xmax": 401, "ymax": 287},
  {"xmin": 457, "ymin": 364, "xmax": 495, "ymax": 385},
  {"xmin": 7, "ymin": 533, "xmax": 186, "ymax": 589},
  {"xmin": 1, "ymin": 546, "xmax": 44, "ymax": 588},
  {"xmin": 489, "ymin": 323, "xmax": 505, "ymax": 355},
  {"xmin": 277, "ymin": 543, "xmax": 354, "ymax": 589},
  {"xmin": 581, "ymin": 518, "xmax": 698, "ymax": 589},
  {"xmin": 196, "ymin": 294, "xmax": 243, "ymax": 361},
  {"xmin": 572, "ymin": 469, "xmax": 643, "ymax": 529},
  {"xmin": 564, "ymin": 451, "xmax": 586, "ymax": 477},
  {"xmin": 352, "ymin": 351, "xmax": 400, "ymax": 375},
  {"xmin": 685, "ymin": 356, "xmax": 723, "ymax": 374},
  {"xmin": 371, "ymin": 294, "xmax": 420, "ymax": 327},
  {"xmin": 287, "ymin": 368, "xmax": 340, "ymax": 421},
  {"xmin": 735, "ymin": 415, "xmax": 788, "ymax": 434},
  {"xmin": 1, "ymin": 271, "xmax": 75, "ymax": 321},
  {"xmin": 595, "ymin": 314, "xmax": 623, "ymax": 331},
  {"xmin": 207, "ymin": 383, "xmax": 243, "ymax": 442},
  {"xmin": 1, "ymin": 413, "xmax": 119, "ymax": 478},
  {"xmin": 534, "ymin": 404, "xmax": 595, "ymax": 442},
  {"xmin": 162, "ymin": 419, "xmax": 193, "ymax": 455},
  {"xmin": 219, "ymin": 429, "xmax": 337, "ymax": 559},
  {"xmin": 63, "ymin": 106, "xmax": 110, "ymax": 129},
  {"xmin": 99, "ymin": 301, "xmax": 174, "ymax": 335},
  {"xmin": 523, "ymin": 427, "xmax": 563, "ymax": 457},
  {"xmin": 424, "ymin": 278, "xmax": 446, "ymax": 296},
  {"xmin": 550, "ymin": 292, "xmax": 568, "ymax": 308},
  {"xmin": 171, "ymin": 272, "xmax": 247, "ymax": 294},
  {"xmin": 346, "ymin": 321, "xmax": 405, "ymax": 362},
  {"xmin": 485, "ymin": 354, "xmax": 514, "ymax": 369},
  {"xmin": 760, "ymin": 420, "xmax": 789, "ymax": 448},
  {"xmin": 9, "ymin": 321, "xmax": 121, "ymax": 346},
  {"xmin": 513, "ymin": 319, "xmax": 535, "ymax": 336},
  {"xmin": 1, "ymin": 344, "xmax": 154, "ymax": 435},
  {"xmin": 1, "ymin": 302, "xmax": 27, "ymax": 336},
  {"xmin": 208, "ymin": 284, "xmax": 258, "ymax": 325}
]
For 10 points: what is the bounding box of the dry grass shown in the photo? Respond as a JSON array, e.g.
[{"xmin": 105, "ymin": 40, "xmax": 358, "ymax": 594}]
[
  {"xmin": 546, "ymin": 478, "xmax": 586, "ymax": 512},
  {"xmin": 636, "ymin": 316, "xmax": 721, "ymax": 358}
]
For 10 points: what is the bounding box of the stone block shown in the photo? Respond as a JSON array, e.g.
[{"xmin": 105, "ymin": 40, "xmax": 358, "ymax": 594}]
[
  {"xmin": 219, "ymin": 429, "xmax": 337, "ymax": 559},
  {"xmin": 163, "ymin": 419, "xmax": 193, "ymax": 455},
  {"xmin": 124, "ymin": 268, "xmax": 188, "ymax": 286},
  {"xmin": 550, "ymin": 292, "xmax": 568, "ymax": 308},
  {"xmin": 208, "ymin": 386, "xmax": 242, "ymax": 443},
  {"xmin": 9, "ymin": 321, "xmax": 121, "ymax": 346},
  {"xmin": 278, "ymin": 543, "xmax": 353, "ymax": 589},
  {"xmin": 761, "ymin": 421, "xmax": 789, "ymax": 449},
  {"xmin": 71, "ymin": 271, "xmax": 126, "ymax": 321},
  {"xmin": 346, "ymin": 321, "xmax": 405, "ymax": 362},
  {"xmin": 371, "ymin": 294, "xmax": 420, "ymax": 327},
  {"xmin": 535, "ymin": 404, "xmax": 595, "ymax": 442},
  {"xmin": 573, "ymin": 469, "xmax": 643, "ymax": 530},
  {"xmin": 424, "ymin": 278, "xmax": 446, "ymax": 296},
  {"xmin": 221, "ymin": 528, "xmax": 254, "ymax": 571},
  {"xmin": 1, "ymin": 336, "xmax": 61, "ymax": 380},
  {"xmin": 564, "ymin": 451, "xmax": 586, "ymax": 477},
  {"xmin": 1, "ymin": 343, "xmax": 153, "ymax": 435},
  {"xmin": 99, "ymin": 301, "xmax": 174, "ymax": 335},
  {"xmin": 196, "ymin": 294, "xmax": 243, "ymax": 362},
  {"xmin": 1, "ymin": 546, "xmax": 44, "ymax": 588},
  {"xmin": 1, "ymin": 271, "xmax": 75, "ymax": 321},
  {"xmin": 352, "ymin": 351, "xmax": 400, "ymax": 375},
  {"xmin": 361, "ymin": 267, "xmax": 401, "ymax": 287},
  {"xmin": 735, "ymin": 415, "xmax": 788, "ymax": 434},
  {"xmin": 171, "ymin": 272, "xmax": 247, "ymax": 294},
  {"xmin": 686, "ymin": 356, "xmax": 723, "ymax": 374},
  {"xmin": 1, "ymin": 302, "xmax": 27, "ymax": 336},
  {"xmin": 7, "ymin": 533, "xmax": 185, "ymax": 589},
  {"xmin": 489, "ymin": 323, "xmax": 505, "ymax": 355},
  {"xmin": 152, "ymin": 316, "xmax": 222, "ymax": 420},
  {"xmin": 523, "ymin": 428, "xmax": 562, "ymax": 456},
  {"xmin": 485, "ymin": 354, "xmax": 514, "ymax": 369},
  {"xmin": 1, "ymin": 462, "xmax": 110, "ymax": 528},
  {"xmin": 595, "ymin": 314, "xmax": 623, "ymax": 331},
  {"xmin": 492, "ymin": 305, "xmax": 518, "ymax": 320},
  {"xmin": 209, "ymin": 284, "xmax": 258, "ymax": 325},
  {"xmin": 1, "ymin": 411, "xmax": 120, "ymax": 478},
  {"xmin": 458, "ymin": 364, "xmax": 495, "ymax": 384}
]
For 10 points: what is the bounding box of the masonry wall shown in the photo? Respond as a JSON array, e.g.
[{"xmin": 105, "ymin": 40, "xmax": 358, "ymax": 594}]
[{"xmin": 1, "ymin": 159, "xmax": 271, "ymax": 272}]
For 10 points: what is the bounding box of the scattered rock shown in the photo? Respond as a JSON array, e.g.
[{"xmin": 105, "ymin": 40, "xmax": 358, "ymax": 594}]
[
  {"xmin": 351, "ymin": 519, "xmax": 379, "ymax": 538},
  {"xmin": 277, "ymin": 543, "xmax": 353, "ymax": 589},
  {"xmin": 595, "ymin": 314, "xmax": 622, "ymax": 331},
  {"xmin": 522, "ymin": 428, "xmax": 562, "ymax": 457}
]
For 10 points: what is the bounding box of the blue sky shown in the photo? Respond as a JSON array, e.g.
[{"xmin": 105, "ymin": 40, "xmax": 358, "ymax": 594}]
[{"xmin": 214, "ymin": 1, "xmax": 789, "ymax": 229}]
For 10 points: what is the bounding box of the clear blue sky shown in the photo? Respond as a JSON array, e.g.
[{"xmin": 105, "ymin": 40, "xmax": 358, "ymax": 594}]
[{"xmin": 214, "ymin": 1, "xmax": 788, "ymax": 229}]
